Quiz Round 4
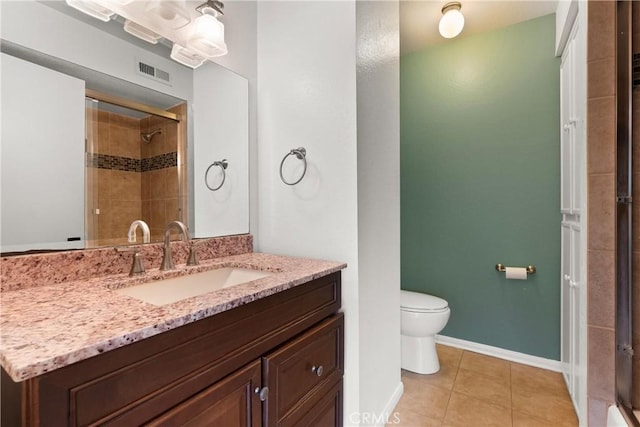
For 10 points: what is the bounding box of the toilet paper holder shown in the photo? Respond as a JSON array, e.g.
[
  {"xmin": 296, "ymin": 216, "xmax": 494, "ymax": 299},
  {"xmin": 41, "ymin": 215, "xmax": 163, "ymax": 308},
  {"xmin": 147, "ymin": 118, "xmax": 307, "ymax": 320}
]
[{"xmin": 495, "ymin": 264, "xmax": 536, "ymax": 274}]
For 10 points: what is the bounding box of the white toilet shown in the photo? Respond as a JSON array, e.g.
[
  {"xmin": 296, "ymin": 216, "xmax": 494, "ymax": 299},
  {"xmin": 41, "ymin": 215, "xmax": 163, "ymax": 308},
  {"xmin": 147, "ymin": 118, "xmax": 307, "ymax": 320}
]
[{"xmin": 400, "ymin": 290, "xmax": 451, "ymax": 374}]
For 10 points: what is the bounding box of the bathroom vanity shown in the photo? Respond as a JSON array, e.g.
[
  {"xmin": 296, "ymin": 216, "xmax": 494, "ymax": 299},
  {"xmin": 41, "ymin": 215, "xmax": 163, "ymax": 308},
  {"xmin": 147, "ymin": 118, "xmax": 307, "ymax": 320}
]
[{"xmin": 0, "ymin": 252, "xmax": 345, "ymax": 427}]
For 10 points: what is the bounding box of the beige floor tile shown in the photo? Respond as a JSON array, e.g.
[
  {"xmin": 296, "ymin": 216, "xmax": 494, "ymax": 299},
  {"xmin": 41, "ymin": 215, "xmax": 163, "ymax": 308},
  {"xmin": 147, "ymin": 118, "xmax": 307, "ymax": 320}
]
[
  {"xmin": 459, "ymin": 351, "xmax": 511, "ymax": 382},
  {"xmin": 399, "ymin": 378, "xmax": 452, "ymax": 421},
  {"xmin": 401, "ymin": 344, "xmax": 462, "ymax": 391},
  {"xmin": 513, "ymin": 410, "xmax": 577, "ymax": 427},
  {"xmin": 453, "ymin": 368, "xmax": 511, "ymax": 409},
  {"xmin": 510, "ymin": 363, "xmax": 568, "ymax": 397},
  {"xmin": 390, "ymin": 399, "xmax": 442, "ymax": 427},
  {"xmin": 442, "ymin": 392, "xmax": 512, "ymax": 427},
  {"xmin": 512, "ymin": 387, "xmax": 577, "ymax": 425},
  {"xmin": 392, "ymin": 346, "xmax": 578, "ymax": 427}
]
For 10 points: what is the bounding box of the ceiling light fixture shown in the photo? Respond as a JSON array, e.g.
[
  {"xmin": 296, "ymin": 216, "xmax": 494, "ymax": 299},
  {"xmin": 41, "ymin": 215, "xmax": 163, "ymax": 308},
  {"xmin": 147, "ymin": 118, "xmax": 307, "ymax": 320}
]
[
  {"xmin": 64, "ymin": 0, "xmax": 228, "ymax": 69},
  {"xmin": 439, "ymin": 2, "xmax": 464, "ymax": 39}
]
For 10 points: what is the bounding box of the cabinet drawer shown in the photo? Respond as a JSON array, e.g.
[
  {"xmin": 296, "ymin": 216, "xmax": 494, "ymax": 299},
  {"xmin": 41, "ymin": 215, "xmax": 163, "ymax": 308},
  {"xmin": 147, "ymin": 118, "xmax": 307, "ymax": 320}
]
[{"xmin": 263, "ymin": 313, "xmax": 344, "ymax": 425}]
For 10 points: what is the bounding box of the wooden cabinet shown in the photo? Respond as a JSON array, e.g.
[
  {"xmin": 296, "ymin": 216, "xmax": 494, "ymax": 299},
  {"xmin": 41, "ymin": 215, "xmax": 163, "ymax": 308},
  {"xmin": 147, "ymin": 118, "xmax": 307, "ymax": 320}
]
[
  {"xmin": 2, "ymin": 272, "xmax": 343, "ymax": 427},
  {"xmin": 147, "ymin": 360, "xmax": 262, "ymax": 427},
  {"xmin": 263, "ymin": 314, "xmax": 343, "ymax": 426}
]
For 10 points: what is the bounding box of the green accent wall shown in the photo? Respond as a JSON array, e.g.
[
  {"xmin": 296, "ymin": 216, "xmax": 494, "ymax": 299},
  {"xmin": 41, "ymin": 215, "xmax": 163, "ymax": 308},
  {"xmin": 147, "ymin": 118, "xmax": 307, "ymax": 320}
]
[{"xmin": 400, "ymin": 14, "xmax": 561, "ymax": 359}]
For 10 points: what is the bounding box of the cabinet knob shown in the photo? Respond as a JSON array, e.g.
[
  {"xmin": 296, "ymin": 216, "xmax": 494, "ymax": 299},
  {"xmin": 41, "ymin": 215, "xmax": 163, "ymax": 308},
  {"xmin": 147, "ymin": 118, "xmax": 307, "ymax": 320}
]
[
  {"xmin": 564, "ymin": 274, "xmax": 571, "ymax": 281},
  {"xmin": 570, "ymin": 280, "xmax": 578, "ymax": 289},
  {"xmin": 311, "ymin": 365, "xmax": 324, "ymax": 377},
  {"xmin": 254, "ymin": 386, "xmax": 269, "ymax": 402}
]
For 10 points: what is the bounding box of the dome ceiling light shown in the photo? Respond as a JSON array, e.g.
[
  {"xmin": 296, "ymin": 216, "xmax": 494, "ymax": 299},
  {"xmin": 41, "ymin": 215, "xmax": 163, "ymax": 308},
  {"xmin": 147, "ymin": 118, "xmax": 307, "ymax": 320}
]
[{"xmin": 439, "ymin": 2, "xmax": 465, "ymax": 39}]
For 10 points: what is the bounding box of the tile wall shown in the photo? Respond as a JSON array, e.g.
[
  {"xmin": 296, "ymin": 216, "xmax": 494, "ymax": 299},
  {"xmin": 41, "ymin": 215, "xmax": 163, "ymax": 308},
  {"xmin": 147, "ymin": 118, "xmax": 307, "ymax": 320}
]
[
  {"xmin": 140, "ymin": 109, "xmax": 181, "ymax": 242},
  {"xmin": 587, "ymin": 0, "xmax": 640, "ymax": 423}
]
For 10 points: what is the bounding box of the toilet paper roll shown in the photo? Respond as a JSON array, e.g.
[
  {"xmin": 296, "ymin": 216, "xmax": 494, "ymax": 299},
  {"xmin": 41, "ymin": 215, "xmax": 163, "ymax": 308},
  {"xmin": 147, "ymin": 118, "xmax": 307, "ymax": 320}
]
[{"xmin": 505, "ymin": 267, "xmax": 528, "ymax": 280}]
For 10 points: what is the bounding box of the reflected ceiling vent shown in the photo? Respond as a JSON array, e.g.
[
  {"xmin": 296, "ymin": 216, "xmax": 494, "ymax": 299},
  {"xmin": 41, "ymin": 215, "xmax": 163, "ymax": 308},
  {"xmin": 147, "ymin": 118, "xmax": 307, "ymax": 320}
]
[{"xmin": 136, "ymin": 59, "xmax": 172, "ymax": 86}]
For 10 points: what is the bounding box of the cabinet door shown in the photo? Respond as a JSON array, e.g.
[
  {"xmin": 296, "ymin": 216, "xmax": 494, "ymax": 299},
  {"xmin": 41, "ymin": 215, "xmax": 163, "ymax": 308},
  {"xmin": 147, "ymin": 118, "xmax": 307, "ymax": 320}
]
[
  {"xmin": 263, "ymin": 314, "xmax": 344, "ymax": 427},
  {"xmin": 561, "ymin": 222, "xmax": 582, "ymax": 411},
  {"xmin": 569, "ymin": 224, "xmax": 582, "ymax": 409},
  {"xmin": 147, "ymin": 360, "xmax": 262, "ymax": 427},
  {"xmin": 560, "ymin": 41, "xmax": 573, "ymax": 214},
  {"xmin": 560, "ymin": 222, "xmax": 572, "ymax": 383}
]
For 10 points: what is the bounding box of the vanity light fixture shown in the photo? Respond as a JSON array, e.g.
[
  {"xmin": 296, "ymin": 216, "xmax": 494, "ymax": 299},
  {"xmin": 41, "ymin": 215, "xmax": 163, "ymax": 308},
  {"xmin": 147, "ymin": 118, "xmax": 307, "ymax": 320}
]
[
  {"xmin": 64, "ymin": 0, "xmax": 228, "ymax": 69},
  {"xmin": 66, "ymin": 0, "xmax": 114, "ymax": 22},
  {"xmin": 438, "ymin": 2, "xmax": 465, "ymax": 39},
  {"xmin": 123, "ymin": 20, "xmax": 162, "ymax": 45}
]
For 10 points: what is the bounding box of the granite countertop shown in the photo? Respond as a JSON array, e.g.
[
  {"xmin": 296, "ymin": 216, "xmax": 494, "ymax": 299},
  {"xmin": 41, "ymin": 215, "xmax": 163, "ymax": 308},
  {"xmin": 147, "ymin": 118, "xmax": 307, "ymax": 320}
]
[{"xmin": 0, "ymin": 252, "xmax": 346, "ymax": 382}]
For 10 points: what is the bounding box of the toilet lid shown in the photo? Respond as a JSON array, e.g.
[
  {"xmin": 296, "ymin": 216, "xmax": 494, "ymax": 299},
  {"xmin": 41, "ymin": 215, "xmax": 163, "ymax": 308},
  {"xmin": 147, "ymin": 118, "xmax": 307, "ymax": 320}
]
[{"xmin": 401, "ymin": 290, "xmax": 448, "ymax": 311}]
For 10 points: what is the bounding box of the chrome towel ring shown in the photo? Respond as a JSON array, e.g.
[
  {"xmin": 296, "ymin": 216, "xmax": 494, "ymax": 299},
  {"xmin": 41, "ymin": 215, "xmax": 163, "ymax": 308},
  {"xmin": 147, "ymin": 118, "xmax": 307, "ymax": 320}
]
[
  {"xmin": 280, "ymin": 147, "xmax": 307, "ymax": 186},
  {"xmin": 204, "ymin": 159, "xmax": 228, "ymax": 191}
]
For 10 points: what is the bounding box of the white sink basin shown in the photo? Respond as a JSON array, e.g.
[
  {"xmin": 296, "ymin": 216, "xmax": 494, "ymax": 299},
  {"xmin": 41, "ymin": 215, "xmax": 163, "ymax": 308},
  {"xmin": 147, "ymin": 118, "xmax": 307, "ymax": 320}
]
[{"xmin": 115, "ymin": 267, "xmax": 273, "ymax": 306}]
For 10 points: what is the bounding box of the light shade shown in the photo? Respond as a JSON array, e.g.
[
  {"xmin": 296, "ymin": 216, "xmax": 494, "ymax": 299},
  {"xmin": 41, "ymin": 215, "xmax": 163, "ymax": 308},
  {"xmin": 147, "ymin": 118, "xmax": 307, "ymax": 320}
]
[
  {"xmin": 145, "ymin": 0, "xmax": 191, "ymax": 30},
  {"xmin": 65, "ymin": 0, "xmax": 114, "ymax": 22},
  {"xmin": 186, "ymin": 14, "xmax": 228, "ymax": 59},
  {"xmin": 170, "ymin": 44, "xmax": 206, "ymax": 69},
  {"xmin": 123, "ymin": 20, "xmax": 162, "ymax": 44},
  {"xmin": 438, "ymin": 2, "xmax": 464, "ymax": 39}
]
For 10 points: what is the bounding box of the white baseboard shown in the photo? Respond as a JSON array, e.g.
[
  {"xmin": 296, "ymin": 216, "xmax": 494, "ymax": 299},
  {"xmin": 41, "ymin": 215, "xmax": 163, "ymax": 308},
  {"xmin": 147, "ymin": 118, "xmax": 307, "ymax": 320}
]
[
  {"xmin": 379, "ymin": 381, "xmax": 404, "ymax": 426},
  {"xmin": 435, "ymin": 334, "xmax": 562, "ymax": 372}
]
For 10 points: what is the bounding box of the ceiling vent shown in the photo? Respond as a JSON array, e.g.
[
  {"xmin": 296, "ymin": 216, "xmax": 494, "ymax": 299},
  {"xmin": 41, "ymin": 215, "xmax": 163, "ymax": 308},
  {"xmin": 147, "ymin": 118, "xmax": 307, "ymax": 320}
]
[{"xmin": 136, "ymin": 59, "xmax": 172, "ymax": 86}]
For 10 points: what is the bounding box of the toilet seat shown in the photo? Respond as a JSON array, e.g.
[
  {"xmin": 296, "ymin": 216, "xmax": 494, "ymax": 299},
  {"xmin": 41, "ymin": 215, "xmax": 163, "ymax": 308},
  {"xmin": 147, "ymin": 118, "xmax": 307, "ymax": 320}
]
[{"xmin": 401, "ymin": 290, "xmax": 449, "ymax": 313}]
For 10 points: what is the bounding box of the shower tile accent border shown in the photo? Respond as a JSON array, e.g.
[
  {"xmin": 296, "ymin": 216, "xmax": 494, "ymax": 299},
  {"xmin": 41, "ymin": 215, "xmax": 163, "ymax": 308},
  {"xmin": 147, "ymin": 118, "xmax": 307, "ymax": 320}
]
[
  {"xmin": 86, "ymin": 152, "xmax": 177, "ymax": 172},
  {"xmin": 0, "ymin": 234, "xmax": 253, "ymax": 292}
]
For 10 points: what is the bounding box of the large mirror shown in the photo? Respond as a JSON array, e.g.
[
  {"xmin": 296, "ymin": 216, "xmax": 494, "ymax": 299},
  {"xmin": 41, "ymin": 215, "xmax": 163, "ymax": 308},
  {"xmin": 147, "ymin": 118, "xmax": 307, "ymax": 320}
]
[{"xmin": 0, "ymin": 0, "xmax": 249, "ymax": 254}]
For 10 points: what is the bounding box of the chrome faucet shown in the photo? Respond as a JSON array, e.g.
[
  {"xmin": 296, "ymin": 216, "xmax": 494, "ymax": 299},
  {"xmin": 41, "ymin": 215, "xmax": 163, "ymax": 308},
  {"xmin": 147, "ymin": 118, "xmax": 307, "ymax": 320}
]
[
  {"xmin": 160, "ymin": 221, "xmax": 191, "ymax": 271},
  {"xmin": 127, "ymin": 220, "xmax": 150, "ymax": 244}
]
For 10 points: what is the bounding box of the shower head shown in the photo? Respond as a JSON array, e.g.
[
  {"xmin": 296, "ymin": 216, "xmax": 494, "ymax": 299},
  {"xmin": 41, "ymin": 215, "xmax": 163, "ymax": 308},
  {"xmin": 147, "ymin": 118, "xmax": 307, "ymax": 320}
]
[{"xmin": 141, "ymin": 128, "xmax": 162, "ymax": 143}]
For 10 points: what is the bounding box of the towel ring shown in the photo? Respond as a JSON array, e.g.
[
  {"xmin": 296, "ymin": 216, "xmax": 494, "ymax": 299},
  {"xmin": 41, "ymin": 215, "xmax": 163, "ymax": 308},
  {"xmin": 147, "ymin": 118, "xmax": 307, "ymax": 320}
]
[
  {"xmin": 204, "ymin": 159, "xmax": 228, "ymax": 191},
  {"xmin": 280, "ymin": 147, "xmax": 307, "ymax": 186}
]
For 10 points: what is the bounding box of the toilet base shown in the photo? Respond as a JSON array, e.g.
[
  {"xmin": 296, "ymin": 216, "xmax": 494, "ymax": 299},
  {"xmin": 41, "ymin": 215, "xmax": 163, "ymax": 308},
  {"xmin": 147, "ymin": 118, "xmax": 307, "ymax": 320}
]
[{"xmin": 401, "ymin": 334, "xmax": 440, "ymax": 374}]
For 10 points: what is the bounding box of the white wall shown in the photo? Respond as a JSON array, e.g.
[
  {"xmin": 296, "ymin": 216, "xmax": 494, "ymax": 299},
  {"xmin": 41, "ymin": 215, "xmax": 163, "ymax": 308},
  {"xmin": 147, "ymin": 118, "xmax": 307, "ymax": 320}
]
[
  {"xmin": 193, "ymin": 64, "xmax": 249, "ymax": 237},
  {"xmin": 256, "ymin": 1, "xmax": 361, "ymax": 423},
  {"xmin": 209, "ymin": 1, "xmax": 259, "ymax": 240},
  {"xmin": 1, "ymin": 54, "xmax": 86, "ymax": 252},
  {"xmin": 356, "ymin": 1, "xmax": 402, "ymax": 425},
  {"xmin": 257, "ymin": 1, "xmax": 402, "ymax": 425}
]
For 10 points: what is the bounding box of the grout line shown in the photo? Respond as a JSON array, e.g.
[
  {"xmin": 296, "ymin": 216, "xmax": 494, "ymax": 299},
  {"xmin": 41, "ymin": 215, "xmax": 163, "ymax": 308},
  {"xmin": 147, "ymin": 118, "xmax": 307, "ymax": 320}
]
[
  {"xmin": 439, "ymin": 348, "xmax": 463, "ymax": 426},
  {"xmin": 509, "ymin": 361, "xmax": 514, "ymax": 427}
]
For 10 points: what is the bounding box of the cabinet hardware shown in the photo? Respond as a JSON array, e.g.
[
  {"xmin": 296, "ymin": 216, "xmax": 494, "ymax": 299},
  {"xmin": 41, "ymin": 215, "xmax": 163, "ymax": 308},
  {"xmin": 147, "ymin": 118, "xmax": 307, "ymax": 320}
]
[
  {"xmin": 616, "ymin": 196, "xmax": 632, "ymax": 204},
  {"xmin": 254, "ymin": 386, "xmax": 269, "ymax": 402},
  {"xmin": 621, "ymin": 344, "xmax": 634, "ymax": 357},
  {"xmin": 311, "ymin": 365, "xmax": 324, "ymax": 377}
]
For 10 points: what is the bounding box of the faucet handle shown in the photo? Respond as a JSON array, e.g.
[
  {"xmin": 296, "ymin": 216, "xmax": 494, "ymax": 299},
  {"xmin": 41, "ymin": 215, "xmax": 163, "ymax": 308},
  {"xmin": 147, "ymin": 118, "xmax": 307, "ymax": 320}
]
[
  {"xmin": 115, "ymin": 247, "xmax": 146, "ymax": 276},
  {"xmin": 129, "ymin": 251, "xmax": 146, "ymax": 276},
  {"xmin": 187, "ymin": 242, "xmax": 199, "ymax": 266}
]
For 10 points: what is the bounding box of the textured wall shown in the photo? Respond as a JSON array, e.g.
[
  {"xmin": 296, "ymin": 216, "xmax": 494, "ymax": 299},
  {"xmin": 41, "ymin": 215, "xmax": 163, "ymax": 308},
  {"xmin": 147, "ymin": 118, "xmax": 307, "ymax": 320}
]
[
  {"xmin": 400, "ymin": 14, "xmax": 561, "ymax": 359},
  {"xmin": 256, "ymin": 2, "xmax": 360, "ymax": 422},
  {"xmin": 356, "ymin": 0, "xmax": 402, "ymax": 423}
]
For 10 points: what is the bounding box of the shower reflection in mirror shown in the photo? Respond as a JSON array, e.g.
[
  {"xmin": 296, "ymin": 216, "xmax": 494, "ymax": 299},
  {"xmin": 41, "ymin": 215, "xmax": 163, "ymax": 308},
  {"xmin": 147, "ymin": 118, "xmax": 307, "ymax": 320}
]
[{"xmin": 84, "ymin": 92, "xmax": 187, "ymax": 247}]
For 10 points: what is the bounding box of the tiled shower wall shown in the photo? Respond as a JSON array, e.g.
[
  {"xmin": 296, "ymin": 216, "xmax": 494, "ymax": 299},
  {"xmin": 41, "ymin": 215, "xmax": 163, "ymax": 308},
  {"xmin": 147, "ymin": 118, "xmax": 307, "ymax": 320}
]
[
  {"xmin": 140, "ymin": 109, "xmax": 181, "ymax": 242},
  {"xmin": 587, "ymin": 1, "xmax": 640, "ymax": 424},
  {"xmin": 85, "ymin": 105, "xmax": 182, "ymax": 246},
  {"xmin": 86, "ymin": 109, "xmax": 142, "ymax": 247}
]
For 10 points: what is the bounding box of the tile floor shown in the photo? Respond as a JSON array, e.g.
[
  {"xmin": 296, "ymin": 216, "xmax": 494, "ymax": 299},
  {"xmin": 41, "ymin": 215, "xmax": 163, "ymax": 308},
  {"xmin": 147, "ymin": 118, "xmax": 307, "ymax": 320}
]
[{"xmin": 389, "ymin": 344, "xmax": 579, "ymax": 427}]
